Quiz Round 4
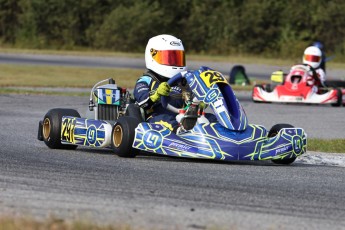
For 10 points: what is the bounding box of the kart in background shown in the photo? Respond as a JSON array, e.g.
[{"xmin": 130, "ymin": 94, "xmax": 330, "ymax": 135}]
[
  {"xmin": 38, "ymin": 67, "xmax": 307, "ymax": 165},
  {"xmin": 252, "ymin": 64, "xmax": 345, "ymax": 106}
]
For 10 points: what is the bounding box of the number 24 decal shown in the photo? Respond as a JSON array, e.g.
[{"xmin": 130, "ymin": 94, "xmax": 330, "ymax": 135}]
[{"xmin": 61, "ymin": 118, "xmax": 75, "ymax": 142}]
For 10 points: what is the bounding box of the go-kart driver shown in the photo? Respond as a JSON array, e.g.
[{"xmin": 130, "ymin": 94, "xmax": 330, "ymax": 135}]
[
  {"xmin": 134, "ymin": 34, "xmax": 216, "ymax": 132},
  {"xmin": 302, "ymin": 45, "xmax": 326, "ymax": 87}
]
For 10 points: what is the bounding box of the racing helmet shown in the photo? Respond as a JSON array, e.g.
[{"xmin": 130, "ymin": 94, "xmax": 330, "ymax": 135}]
[
  {"xmin": 303, "ymin": 46, "xmax": 322, "ymax": 69},
  {"xmin": 145, "ymin": 34, "xmax": 186, "ymax": 78}
]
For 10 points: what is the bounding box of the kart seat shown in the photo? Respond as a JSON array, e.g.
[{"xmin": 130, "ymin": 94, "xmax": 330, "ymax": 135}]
[{"xmin": 291, "ymin": 75, "xmax": 302, "ymax": 84}]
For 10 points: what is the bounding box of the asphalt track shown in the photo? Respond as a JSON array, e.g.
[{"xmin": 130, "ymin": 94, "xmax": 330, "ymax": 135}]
[
  {"xmin": 0, "ymin": 54, "xmax": 345, "ymax": 229},
  {"xmin": 1, "ymin": 93, "xmax": 345, "ymax": 230}
]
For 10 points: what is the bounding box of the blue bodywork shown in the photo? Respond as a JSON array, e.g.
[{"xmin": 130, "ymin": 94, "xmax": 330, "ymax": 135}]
[{"xmin": 133, "ymin": 67, "xmax": 307, "ymax": 161}]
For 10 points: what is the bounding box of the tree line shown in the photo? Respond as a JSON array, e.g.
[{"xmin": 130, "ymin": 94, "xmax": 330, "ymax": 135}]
[{"xmin": 1, "ymin": 0, "xmax": 345, "ymax": 60}]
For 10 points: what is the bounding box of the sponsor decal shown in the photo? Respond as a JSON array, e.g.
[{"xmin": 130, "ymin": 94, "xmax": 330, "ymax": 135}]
[
  {"xmin": 168, "ymin": 142, "xmax": 192, "ymax": 151},
  {"xmin": 205, "ymin": 88, "xmax": 219, "ymax": 103},
  {"xmin": 292, "ymin": 136, "xmax": 303, "ymax": 154},
  {"xmin": 104, "ymin": 93, "xmax": 118, "ymax": 98},
  {"xmin": 137, "ymin": 88, "xmax": 148, "ymax": 93},
  {"xmin": 136, "ymin": 83, "xmax": 148, "ymax": 89},
  {"xmin": 143, "ymin": 130, "xmax": 163, "ymax": 149},
  {"xmin": 86, "ymin": 125, "xmax": 97, "ymax": 145},
  {"xmin": 170, "ymin": 41, "xmax": 181, "ymax": 46},
  {"xmin": 285, "ymin": 129, "xmax": 295, "ymax": 135},
  {"xmin": 275, "ymin": 146, "xmax": 289, "ymax": 154},
  {"xmin": 171, "ymin": 86, "xmax": 182, "ymax": 93},
  {"xmin": 280, "ymin": 96, "xmax": 303, "ymax": 102}
]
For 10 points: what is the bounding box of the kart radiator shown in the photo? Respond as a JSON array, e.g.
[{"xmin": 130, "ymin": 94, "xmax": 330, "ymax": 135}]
[{"xmin": 97, "ymin": 104, "xmax": 118, "ymax": 121}]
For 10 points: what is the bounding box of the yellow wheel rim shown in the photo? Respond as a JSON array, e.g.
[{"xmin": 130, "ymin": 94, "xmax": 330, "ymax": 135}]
[
  {"xmin": 43, "ymin": 118, "xmax": 51, "ymax": 140},
  {"xmin": 113, "ymin": 125, "xmax": 123, "ymax": 147}
]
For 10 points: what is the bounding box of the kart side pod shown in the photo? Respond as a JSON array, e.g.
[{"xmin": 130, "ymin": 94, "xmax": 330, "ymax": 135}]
[
  {"xmin": 60, "ymin": 117, "xmax": 113, "ymax": 148},
  {"xmin": 38, "ymin": 108, "xmax": 113, "ymax": 149}
]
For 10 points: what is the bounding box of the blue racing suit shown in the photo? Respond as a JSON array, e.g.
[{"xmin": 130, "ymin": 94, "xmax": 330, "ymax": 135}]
[{"xmin": 134, "ymin": 70, "xmax": 183, "ymax": 130}]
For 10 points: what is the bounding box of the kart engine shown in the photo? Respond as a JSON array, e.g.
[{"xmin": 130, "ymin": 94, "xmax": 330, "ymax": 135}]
[{"xmin": 88, "ymin": 78, "xmax": 131, "ymax": 121}]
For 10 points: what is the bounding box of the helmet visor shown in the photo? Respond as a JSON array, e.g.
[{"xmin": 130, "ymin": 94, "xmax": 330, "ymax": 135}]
[
  {"xmin": 151, "ymin": 49, "xmax": 185, "ymax": 67},
  {"xmin": 304, "ymin": 54, "xmax": 321, "ymax": 63}
]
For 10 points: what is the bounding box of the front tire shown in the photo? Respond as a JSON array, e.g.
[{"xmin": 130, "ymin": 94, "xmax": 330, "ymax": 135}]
[
  {"xmin": 42, "ymin": 108, "xmax": 80, "ymax": 149},
  {"xmin": 268, "ymin": 123, "xmax": 296, "ymax": 165},
  {"xmin": 111, "ymin": 116, "xmax": 141, "ymax": 158}
]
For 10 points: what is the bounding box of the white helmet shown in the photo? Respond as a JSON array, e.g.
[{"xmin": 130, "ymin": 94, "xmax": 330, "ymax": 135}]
[
  {"xmin": 303, "ymin": 46, "xmax": 322, "ymax": 69},
  {"xmin": 145, "ymin": 34, "xmax": 186, "ymax": 78}
]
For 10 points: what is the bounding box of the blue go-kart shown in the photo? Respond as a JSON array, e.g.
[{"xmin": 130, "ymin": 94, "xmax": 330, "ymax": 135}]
[{"xmin": 38, "ymin": 67, "xmax": 307, "ymax": 165}]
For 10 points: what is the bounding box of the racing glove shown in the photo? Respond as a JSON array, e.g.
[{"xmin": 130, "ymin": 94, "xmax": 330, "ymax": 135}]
[
  {"xmin": 199, "ymin": 101, "xmax": 206, "ymax": 110},
  {"xmin": 150, "ymin": 82, "xmax": 171, "ymax": 102}
]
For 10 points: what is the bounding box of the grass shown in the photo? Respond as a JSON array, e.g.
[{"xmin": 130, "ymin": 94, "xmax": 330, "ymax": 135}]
[
  {"xmin": 0, "ymin": 63, "xmax": 259, "ymax": 91},
  {"xmin": 0, "ymin": 87, "xmax": 89, "ymax": 96},
  {"xmin": 0, "ymin": 47, "xmax": 143, "ymax": 59},
  {"xmin": 308, "ymin": 139, "xmax": 345, "ymax": 153},
  {"xmin": 0, "ymin": 216, "xmax": 131, "ymax": 230},
  {"xmin": 0, "ymin": 64, "xmax": 142, "ymax": 89}
]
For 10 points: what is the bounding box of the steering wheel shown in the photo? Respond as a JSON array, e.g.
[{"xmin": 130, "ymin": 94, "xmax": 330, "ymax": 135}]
[
  {"xmin": 161, "ymin": 72, "xmax": 186, "ymax": 114},
  {"xmin": 293, "ymin": 64, "xmax": 320, "ymax": 85}
]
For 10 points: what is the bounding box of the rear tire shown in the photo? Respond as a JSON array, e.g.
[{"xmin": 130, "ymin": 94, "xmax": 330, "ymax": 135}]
[
  {"xmin": 268, "ymin": 124, "xmax": 296, "ymax": 165},
  {"xmin": 111, "ymin": 116, "xmax": 141, "ymax": 158},
  {"xmin": 42, "ymin": 108, "xmax": 80, "ymax": 149},
  {"xmin": 125, "ymin": 103, "xmax": 144, "ymax": 122},
  {"xmin": 265, "ymin": 84, "xmax": 274, "ymax": 92}
]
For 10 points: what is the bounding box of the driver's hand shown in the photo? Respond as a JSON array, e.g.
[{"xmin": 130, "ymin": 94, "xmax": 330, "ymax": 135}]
[
  {"xmin": 150, "ymin": 82, "xmax": 171, "ymax": 102},
  {"xmin": 157, "ymin": 82, "xmax": 171, "ymax": 96},
  {"xmin": 199, "ymin": 101, "xmax": 206, "ymax": 110}
]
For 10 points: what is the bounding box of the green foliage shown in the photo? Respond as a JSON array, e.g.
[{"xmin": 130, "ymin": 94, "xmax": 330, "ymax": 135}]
[
  {"xmin": 0, "ymin": 0, "xmax": 20, "ymax": 43},
  {"xmin": 94, "ymin": 1, "xmax": 168, "ymax": 52},
  {"xmin": 0, "ymin": 0, "xmax": 345, "ymax": 59}
]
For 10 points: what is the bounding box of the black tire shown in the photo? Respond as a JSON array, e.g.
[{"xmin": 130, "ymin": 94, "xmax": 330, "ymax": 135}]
[
  {"xmin": 111, "ymin": 116, "xmax": 141, "ymax": 158},
  {"xmin": 125, "ymin": 103, "xmax": 144, "ymax": 122},
  {"xmin": 265, "ymin": 84, "xmax": 274, "ymax": 92},
  {"xmin": 331, "ymin": 88, "xmax": 342, "ymax": 107},
  {"xmin": 42, "ymin": 108, "xmax": 80, "ymax": 149},
  {"xmin": 324, "ymin": 80, "xmax": 345, "ymax": 88},
  {"xmin": 268, "ymin": 124, "xmax": 296, "ymax": 165}
]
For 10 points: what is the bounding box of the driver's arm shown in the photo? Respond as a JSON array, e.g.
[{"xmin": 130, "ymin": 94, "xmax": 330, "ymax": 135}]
[
  {"xmin": 134, "ymin": 76, "xmax": 171, "ymax": 109},
  {"xmin": 134, "ymin": 77, "xmax": 156, "ymax": 109},
  {"xmin": 316, "ymin": 69, "xmax": 326, "ymax": 87}
]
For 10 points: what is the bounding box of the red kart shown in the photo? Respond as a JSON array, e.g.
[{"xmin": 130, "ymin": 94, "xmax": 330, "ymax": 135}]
[{"xmin": 252, "ymin": 64, "xmax": 344, "ymax": 106}]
